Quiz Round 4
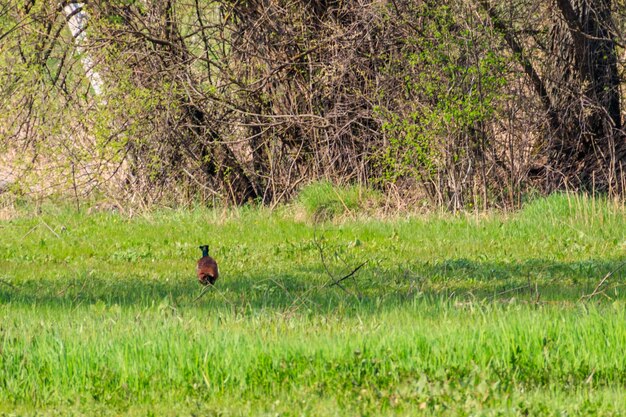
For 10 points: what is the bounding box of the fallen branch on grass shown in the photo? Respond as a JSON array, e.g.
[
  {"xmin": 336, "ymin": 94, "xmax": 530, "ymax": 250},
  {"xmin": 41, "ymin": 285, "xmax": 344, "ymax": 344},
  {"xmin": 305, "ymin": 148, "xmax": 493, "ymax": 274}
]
[
  {"xmin": 312, "ymin": 223, "xmax": 366, "ymax": 298},
  {"xmin": 193, "ymin": 285, "xmax": 213, "ymax": 302},
  {"xmin": 324, "ymin": 261, "xmax": 367, "ymax": 288},
  {"xmin": 580, "ymin": 260, "xmax": 626, "ymax": 301}
]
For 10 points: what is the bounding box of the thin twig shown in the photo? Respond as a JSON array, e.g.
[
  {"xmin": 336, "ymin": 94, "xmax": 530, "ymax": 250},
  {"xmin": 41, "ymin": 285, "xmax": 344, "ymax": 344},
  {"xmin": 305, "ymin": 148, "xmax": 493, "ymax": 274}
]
[
  {"xmin": 39, "ymin": 219, "xmax": 61, "ymax": 238},
  {"xmin": 193, "ymin": 285, "xmax": 213, "ymax": 302},
  {"xmin": 488, "ymin": 284, "xmax": 532, "ymax": 300},
  {"xmin": 313, "ymin": 223, "xmax": 336, "ymax": 282},
  {"xmin": 21, "ymin": 224, "xmax": 39, "ymax": 240},
  {"xmin": 580, "ymin": 260, "xmax": 626, "ymax": 301},
  {"xmin": 324, "ymin": 262, "xmax": 367, "ymax": 288},
  {"xmin": 57, "ymin": 282, "xmax": 74, "ymax": 296},
  {"xmin": 312, "ymin": 223, "xmax": 366, "ymax": 298}
]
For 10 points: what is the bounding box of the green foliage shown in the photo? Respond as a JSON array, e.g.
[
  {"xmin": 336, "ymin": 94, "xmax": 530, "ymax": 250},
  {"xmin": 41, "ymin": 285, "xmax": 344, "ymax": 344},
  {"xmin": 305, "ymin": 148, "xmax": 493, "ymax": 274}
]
[
  {"xmin": 296, "ymin": 181, "xmax": 381, "ymax": 221},
  {"xmin": 375, "ymin": 3, "xmax": 509, "ymax": 187},
  {"xmin": 0, "ymin": 195, "xmax": 625, "ymax": 415}
]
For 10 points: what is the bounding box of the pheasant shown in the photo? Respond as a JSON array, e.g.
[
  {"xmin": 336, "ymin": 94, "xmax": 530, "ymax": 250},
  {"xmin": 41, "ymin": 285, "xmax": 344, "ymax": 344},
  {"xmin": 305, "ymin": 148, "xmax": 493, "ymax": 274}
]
[{"xmin": 197, "ymin": 245, "xmax": 219, "ymax": 285}]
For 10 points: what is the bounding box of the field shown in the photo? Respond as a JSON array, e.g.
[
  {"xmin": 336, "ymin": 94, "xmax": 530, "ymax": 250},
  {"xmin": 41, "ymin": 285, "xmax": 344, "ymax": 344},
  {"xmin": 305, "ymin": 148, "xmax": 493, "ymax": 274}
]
[{"xmin": 1, "ymin": 194, "xmax": 626, "ymax": 416}]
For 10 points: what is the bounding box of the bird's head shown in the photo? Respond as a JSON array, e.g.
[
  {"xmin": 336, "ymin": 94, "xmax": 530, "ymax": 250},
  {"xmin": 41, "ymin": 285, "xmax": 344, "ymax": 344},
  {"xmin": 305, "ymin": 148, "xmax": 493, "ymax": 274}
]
[{"xmin": 199, "ymin": 244, "xmax": 209, "ymax": 257}]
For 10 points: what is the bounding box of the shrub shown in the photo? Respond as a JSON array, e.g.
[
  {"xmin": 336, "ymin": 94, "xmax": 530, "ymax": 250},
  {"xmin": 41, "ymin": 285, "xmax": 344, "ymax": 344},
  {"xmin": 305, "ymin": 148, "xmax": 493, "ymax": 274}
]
[{"xmin": 296, "ymin": 181, "xmax": 380, "ymax": 221}]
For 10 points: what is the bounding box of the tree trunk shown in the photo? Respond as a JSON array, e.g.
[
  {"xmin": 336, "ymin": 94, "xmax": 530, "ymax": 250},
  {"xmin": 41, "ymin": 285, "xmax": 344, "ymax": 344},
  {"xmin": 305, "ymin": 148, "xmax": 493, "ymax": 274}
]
[
  {"xmin": 547, "ymin": 0, "xmax": 624, "ymax": 190},
  {"xmin": 480, "ymin": 0, "xmax": 625, "ymax": 193},
  {"xmin": 61, "ymin": 3, "xmax": 105, "ymax": 98}
]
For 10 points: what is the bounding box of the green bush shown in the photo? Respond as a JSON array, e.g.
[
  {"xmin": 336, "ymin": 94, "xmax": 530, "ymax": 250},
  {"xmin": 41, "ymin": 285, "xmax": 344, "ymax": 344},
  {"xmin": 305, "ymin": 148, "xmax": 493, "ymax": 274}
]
[{"xmin": 296, "ymin": 181, "xmax": 380, "ymax": 221}]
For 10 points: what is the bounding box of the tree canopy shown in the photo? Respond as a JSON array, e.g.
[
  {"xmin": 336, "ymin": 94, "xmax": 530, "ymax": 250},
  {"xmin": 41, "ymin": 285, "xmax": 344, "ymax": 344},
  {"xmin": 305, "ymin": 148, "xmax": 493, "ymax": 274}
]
[{"xmin": 1, "ymin": 0, "xmax": 624, "ymax": 209}]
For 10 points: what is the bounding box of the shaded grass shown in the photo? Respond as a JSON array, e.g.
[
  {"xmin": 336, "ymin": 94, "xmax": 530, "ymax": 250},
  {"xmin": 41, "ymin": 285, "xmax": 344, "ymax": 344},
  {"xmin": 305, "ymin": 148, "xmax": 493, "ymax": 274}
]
[{"xmin": 1, "ymin": 194, "xmax": 626, "ymax": 415}]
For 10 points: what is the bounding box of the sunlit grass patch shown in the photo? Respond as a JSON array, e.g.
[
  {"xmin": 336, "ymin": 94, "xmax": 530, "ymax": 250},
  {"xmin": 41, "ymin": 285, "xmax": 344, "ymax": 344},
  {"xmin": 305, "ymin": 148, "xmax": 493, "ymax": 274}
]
[{"xmin": 0, "ymin": 194, "xmax": 625, "ymax": 415}]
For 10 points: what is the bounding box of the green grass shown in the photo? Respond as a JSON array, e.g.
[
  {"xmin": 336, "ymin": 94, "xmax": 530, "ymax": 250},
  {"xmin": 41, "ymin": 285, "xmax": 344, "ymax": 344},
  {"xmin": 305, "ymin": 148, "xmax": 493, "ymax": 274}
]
[
  {"xmin": 1, "ymin": 194, "xmax": 626, "ymax": 416},
  {"xmin": 297, "ymin": 180, "xmax": 381, "ymax": 221}
]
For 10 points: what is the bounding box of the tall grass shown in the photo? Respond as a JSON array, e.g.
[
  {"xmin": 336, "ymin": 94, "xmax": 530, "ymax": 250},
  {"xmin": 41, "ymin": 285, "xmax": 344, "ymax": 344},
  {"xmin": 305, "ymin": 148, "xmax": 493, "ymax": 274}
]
[
  {"xmin": 0, "ymin": 193, "xmax": 625, "ymax": 416},
  {"xmin": 296, "ymin": 180, "xmax": 381, "ymax": 221}
]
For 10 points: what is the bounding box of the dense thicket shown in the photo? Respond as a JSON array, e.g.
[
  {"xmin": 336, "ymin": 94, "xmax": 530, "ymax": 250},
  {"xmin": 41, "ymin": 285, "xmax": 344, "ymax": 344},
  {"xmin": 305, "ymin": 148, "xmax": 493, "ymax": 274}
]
[{"xmin": 0, "ymin": 0, "xmax": 624, "ymax": 209}]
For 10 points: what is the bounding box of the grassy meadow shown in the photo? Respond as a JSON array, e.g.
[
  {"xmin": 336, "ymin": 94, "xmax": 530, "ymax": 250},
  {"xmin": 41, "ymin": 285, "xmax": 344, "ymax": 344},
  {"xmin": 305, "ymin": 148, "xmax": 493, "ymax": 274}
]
[{"xmin": 1, "ymin": 192, "xmax": 626, "ymax": 416}]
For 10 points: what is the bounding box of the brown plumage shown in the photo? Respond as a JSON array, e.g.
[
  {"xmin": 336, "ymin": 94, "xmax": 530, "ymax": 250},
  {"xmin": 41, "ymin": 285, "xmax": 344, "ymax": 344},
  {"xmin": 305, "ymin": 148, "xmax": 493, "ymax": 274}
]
[{"xmin": 197, "ymin": 245, "xmax": 219, "ymax": 285}]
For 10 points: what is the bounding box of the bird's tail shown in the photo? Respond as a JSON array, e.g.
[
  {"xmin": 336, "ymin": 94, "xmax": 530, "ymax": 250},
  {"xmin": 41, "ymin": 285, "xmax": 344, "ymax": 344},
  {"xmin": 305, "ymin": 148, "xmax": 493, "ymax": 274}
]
[{"xmin": 199, "ymin": 273, "xmax": 216, "ymax": 286}]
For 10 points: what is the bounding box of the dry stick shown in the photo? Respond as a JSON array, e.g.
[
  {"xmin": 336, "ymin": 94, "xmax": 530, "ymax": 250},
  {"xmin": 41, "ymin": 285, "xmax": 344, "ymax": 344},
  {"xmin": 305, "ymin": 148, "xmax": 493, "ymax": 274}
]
[
  {"xmin": 580, "ymin": 260, "xmax": 626, "ymax": 301},
  {"xmin": 20, "ymin": 224, "xmax": 39, "ymax": 240},
  {"xmin": 313, "ymin": 223, "xmax": 336, "ymax": 282},
  {"xmin": 20, "ymin": 219, "xmax": 62, "ymax": 241},
  {"xmin": 193, "ymin": 284, "xmax": 235, "ymax": 307},
  {"xmin": 181, "ymin": 167, "xmax": 221, "ymax": 197},
  {"xmin": 284, "ymin": 284, "xmax": 323, "ymax": 317},
  {"xmin": 269, "ymin": 170, "xmax": 307, "ymax": 211},
  {"xmin": 193, "ymin": 285, "xmax": 213, "ymax": 302},
  {"xmin": 312, "ymin": 223, "xmax": 365, "ymax": 298},
  {"xmin": 527, "ymin": 274, "xmax": 541, "ymax": 304},
  {"xmin": 324, "ymin": 262, "xmax": 367, "ymax": 288},
  {"xmin": 71, "ymin": 162, "xmax": 80, "ymax": 212},
  {"xmin": 39, "ymin": 219, "xmax": 61, "ymax": 238},
  {"xmin": 488, "ymin": 284, "xmax": 532, "ymax": 300},
  {"xmin": 70, "ymin": 280, "xmax": 88, "ymax": 307},
  {"xmin": 534, "ymin": 282, "xmax": 541, "ymax": 304},
  {"xmin": 57, "ymin": 281, "xmax": 74, "ymax": 296},
  {"xmin": 266, "ymin": 277, "xmax": 321, "ymax": 310},
  {"xmin": 331, "ymin": 186, "xmax": 353, "ymax": 218}
]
